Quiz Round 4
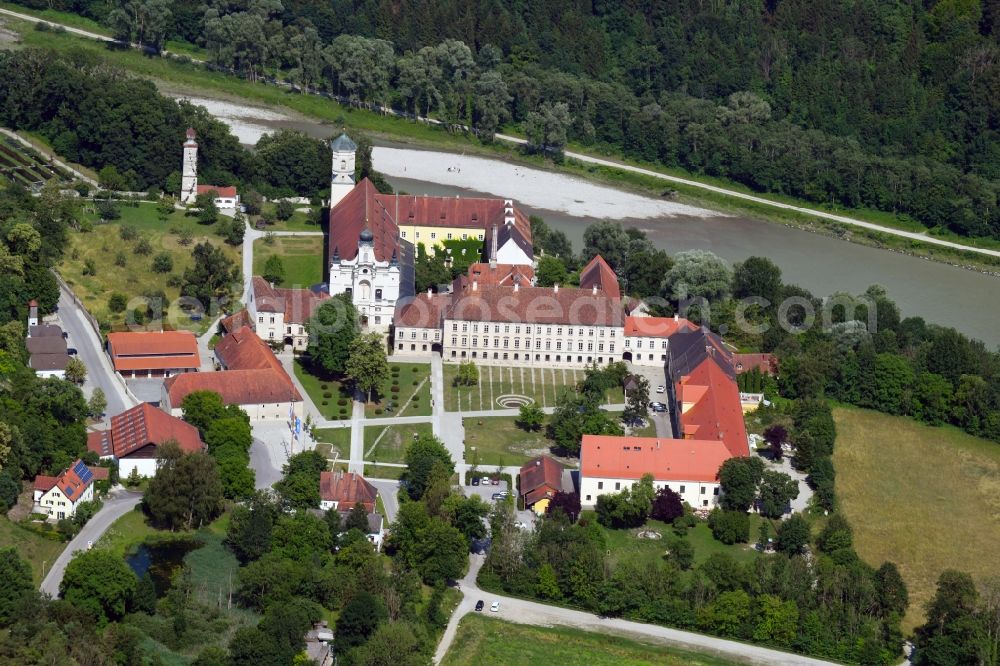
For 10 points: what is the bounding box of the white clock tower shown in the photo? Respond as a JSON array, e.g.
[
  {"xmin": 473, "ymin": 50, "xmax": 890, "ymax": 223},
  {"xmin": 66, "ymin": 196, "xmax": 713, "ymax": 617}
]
[
  {"xmin": 180, "ymin": 128, "xmax": 198, "ymax": 204},
  {"xmin": 329, "ymin": 132, "xmax": 357, "ymax": 208}
]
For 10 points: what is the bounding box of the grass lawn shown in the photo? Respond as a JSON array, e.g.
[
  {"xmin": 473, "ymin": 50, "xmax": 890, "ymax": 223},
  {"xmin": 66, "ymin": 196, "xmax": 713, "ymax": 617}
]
[
  {"xmin": 252, "ymin": 235, "xmax": 324, "ymax": 288},
  {"xmin": 832, "ymin": 406, "xmax": 1000, "ymax": 632},
  {"xmin": 464, "ymin": 416, "xmax": 552, "ymax": 467},
  {"xmin": 364, "ymin": 422, "xmax": 433, "ymax": 464},
  {"xmin": 58, "ymin": 204, "xmax": 241, "ymax": 334},
  {"xmin": 443, "ymin": 364, "xmax": 623, "ymax": 412},
  {"xmin": 0, "ymin": 516, "xmax": 67, "ymax": 584},
  {"xmin": 292, "ymin": 359, "xmax": 353, "ymax": 420},
  {"xmin": 367, "ymin": 363, "xmax": 432, "ymax": 418},
  {"xmin": 598, "ymin": 518, "xmax": 761, "ymax": 571},
  {"xmin": 313, "ymin": 428, "xmax": 351, "ymax": 462},
  {"xmin": 259, "ymin": 202, "xmax": 320, "ymax": 231},
  {"xmin": 365, "ymin": 463, "xmax": 405, "ymax": 480},
  {"xmin": 94, "ymin": 505, "xmax": 163, "ymax": 557},
  {"xmin": 442, "ymin": 614, "xmax": 738, "ymax": 666}
]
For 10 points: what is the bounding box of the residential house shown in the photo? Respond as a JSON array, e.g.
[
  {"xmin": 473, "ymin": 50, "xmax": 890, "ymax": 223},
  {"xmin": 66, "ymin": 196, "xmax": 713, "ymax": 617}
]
[
  {"xmin": 161, "ymin": 326, "xmax": 303, "ymax": 421},
  {"xmin": 107, "ymin": 330, "xmax": 200, "ymax": 378},
  {"xmin": 247, "ymin": 277, "xmax": 330, "ymax": 350},
  {"xmin": 319, "ymin": 470, "xmax": 378, "ymax": 512},
  {"xmin": 197, "ymin": 184, "xmax": 239, "ymax": 212},
  {"xmin": 87, "ymin": 403, "xmax": 205, "ymax": 478},
  {"xmin": 33, "ymin": 460, "xmax": 95, "ymax": 520},
  {"xmin": 519, "ymin": 456, "xmax": 564, "ymax": 515},
  {"xmin": 25, "ymin": 300, "xmax": 69, "ymax": 379}
]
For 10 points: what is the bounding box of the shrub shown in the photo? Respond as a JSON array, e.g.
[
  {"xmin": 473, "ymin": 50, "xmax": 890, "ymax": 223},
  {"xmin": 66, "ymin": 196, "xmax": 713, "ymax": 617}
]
[
  {"xmin": 321, "ymin": 401, "xmax": 329, "ymax": 406},
  {"xmin": 323, "ymin": 392, "xmax": 332, "ymax": 399},
  {"xmin": 708, "ymin": 509, "xmax": 750, "ymax": 545},
  {"xmin": 374, "ymin": 408, "xmax": 383, "ymax": 415},
  {"xmin": 391, "ymin": 386, "xmax": 400, "ymax": 393},
  {"xmin": 339, "ymin": 408, "xmax": 347, "ymax": 415},
  {"xmin": 114, "ymin": 251, "xmax": 127, "ymax": 267},
  {"xmin": 74, "ymin": 181, "xmax": 90, "ymax": 197},
  {"xmin": 166, "ymin": 275, "xmax": 183, "ymax": 288},
  {"xmin": 321, "ymin": 383, "xmax": 329, "ymax": 390},
  {"xmin": 119, "ymin": 224, "xmax": 138, "ymax": 241},
  {"xmin": 413, "ymin": 380, "xmax": 419, "ymax": 386},
  {"xmin": 108, "ymin": 293, "xmax": 128, "ymax": 313},
  {"xmin": 337, "ymin": 399, "xmax": 347, "ymax": 406},
  {"xmin": 151, "ymin": 253, "xmax": 173, "ymax": 273},
  {"xmin": 83, "ymin": 260, "xmax": 97, "ymax": 278},
  {"xmin": 134, "ymin": 238, "xmax": 152, "ymax": 255}
]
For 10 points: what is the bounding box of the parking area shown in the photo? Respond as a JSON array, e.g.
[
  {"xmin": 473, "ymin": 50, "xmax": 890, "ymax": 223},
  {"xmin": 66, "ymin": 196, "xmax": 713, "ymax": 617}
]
[
  {"xmin": 465, "ymin": 479, "xmax": 510, "ymax": 502},
  {"xmin": 627, "ymin": 363, "xmax": 674, "ymax": 438},
  {"xmin": 125, "ymin": 378, "xmax": 165, "ymax": 404}
]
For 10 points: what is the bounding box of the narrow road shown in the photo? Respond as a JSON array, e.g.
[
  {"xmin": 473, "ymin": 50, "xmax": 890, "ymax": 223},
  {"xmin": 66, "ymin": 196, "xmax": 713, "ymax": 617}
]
[
  {"xmin": 435, "ymin": 555, "xmax": 838, "ymax": 666},
  {"xmin": 0, "ymin": 6, "xmax": 113, "ymax": 42},
  {"xmin": 56, "ymin": 283, "xmax": 135, "ymax": 417},
  {"xmin": 368, "ymin": 479, "xmax": 400, "ymax": 523},
  {"xmin": 40, "ymin": 490, "xmax": 143, "ymax": 597}
]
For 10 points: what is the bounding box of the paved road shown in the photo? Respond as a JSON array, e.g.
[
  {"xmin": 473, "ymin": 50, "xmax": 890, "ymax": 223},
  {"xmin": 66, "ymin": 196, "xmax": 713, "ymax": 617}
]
[
  {"xmin": 368, "ymin": 479, "xmax": 400, "ymax": 523},
  {"xmin": 434, "ymin": 555, "xmax": 838, "ymax": 666},
  {"xmin": 57, "ymin": 283, "xmax": 135, "ymax": 417},
  {"xmin": 40, "ymin": 490, "xmax": 143, "ymax": 597}
]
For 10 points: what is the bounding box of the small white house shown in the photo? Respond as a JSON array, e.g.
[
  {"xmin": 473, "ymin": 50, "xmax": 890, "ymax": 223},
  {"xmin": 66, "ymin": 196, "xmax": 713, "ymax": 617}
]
[
  {"xmin": 197, "ymin": 184, "xmax": 239, "ymax": 212},
  {"xmin": 33, "ymin": 460, "xmax": 95, "ymax": 520}
]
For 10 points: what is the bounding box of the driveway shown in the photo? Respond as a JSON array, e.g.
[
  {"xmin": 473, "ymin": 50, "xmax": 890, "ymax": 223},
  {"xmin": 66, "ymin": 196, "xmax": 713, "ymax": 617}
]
[
  {"xmin": 249, "ymin": 420, "xmax": 309, "ymax": 490},
  {"xmin": 434, "ymin": 555, "xmax": 838, "ymax": 666},
  {"xmin": 759, "ymin": 451, "xmax": 812, "ymax": 515},
  {"xmin": 626, "ymin": 362, "xmax": 673, "ymax": 438},
  {"xmin": 368, "ymin": 479, "xmax": 400, "ymax": 523},
  {"xmin": 40, "ymin": 489, "xmax": 143, "ymax": 597}
]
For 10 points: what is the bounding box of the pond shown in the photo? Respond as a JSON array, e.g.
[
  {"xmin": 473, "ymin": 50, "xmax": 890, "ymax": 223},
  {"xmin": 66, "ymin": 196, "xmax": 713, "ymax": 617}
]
[{"xmin": 126, "ymin": 538, "xmax": 203, "ymax": 596}]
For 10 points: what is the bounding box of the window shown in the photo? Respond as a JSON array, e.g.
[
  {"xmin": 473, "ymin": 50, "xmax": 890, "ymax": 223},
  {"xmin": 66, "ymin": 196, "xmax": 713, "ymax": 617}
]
[
  {"xmin": 447, "ymin": 233, "xmax": 453, "ymax": 240},
  {"xmin": 269, "ymin": 316, "xmax": 275, "ymax": 324},
  {"xmin": 401, "ymin": 231, "xmax": 407, "ymax": 238},
  {"xmin": 416, "ymin": 232, "xmax": 420, "ymax": 239},
  {"xmin": 545, "ymin": 341, "xmax": 551, "ymax": 350},
  {"xmin": 703, "ymin": 500, "xmax": 709, "ymax": 507},
  {"xmin": 577, "ymin": 342, "xmax": 583, "ymax": 351},
  {"xmin": 268, "ymin": 331, "xmax": 274, "ymax": 338},
  {"xmin": 556, "ymin": 342, "xmax": 561, "ymax": 350},
  {"xmin": 586, "ymin": 495, "xmax": 591, "ymax": 501},
  {"xmin": 599, "ymin": 343, "xmax": 604, "ymax": 351},
  {"xmin": 462, "ymin": 323, "xmax": 468, "ymax": 332},
  {"xmin": 375, "ymin": 288, "xmax": 383, "ymax": 300},
  {"xmin": 525, "ymin": 326, "xmax": 531, "ymax": 334},
  {"xmin": 503, "ymin": 339, "xmax": 508, "ymax": 348},
  {"xmin": 514, "ymin": 339, "xmax": 519, "ymax": 348},
  {"xmin": 399, "ymin": 343, "xmax": 404, "ymax": 350},
  {"xmin": 430, "ymin": 232, "xmax": 436, "ymax": 239},
  {"xmin": 472, "ymin": 337, "xmax": 477, "ymax": 347},
  {"xmin": 610, "ymin": 343, "xmax": 615, "ymax": 353},
  {"xmin": 299, "ymin": 327, "xmax": 304, "ymax": 334},
  {"xmin": 286, "ymin": 326, "xmax": 292, "ymax": 334},
  {"xmin": 452, "ymin": 323, "xmax": 458, "ymax": 331},
  {"xmin": 410, "ymin": 331, "xmax": 416, "ymax": 339},
  {"xmin": 504, "ymin": 325, "xmax": 510, "ymax": 333},
  {"xmin": 461, "ymin": 337, "xmax": 467, "ymax": 346},
  {"xmin": 473, "ymin": 324, "xmax": 479, "ymax": 333},
  {"xmin": 345, "ymin": 287, "xmax": 352, "ymax": 295},
  {"xmin": 700, "ymin": 487, "xmax": 706, "ymax": 494},
  {"xmin": 615, "ymin": 482, "xmax": 621, "ymax": 490},
  {"xmin": 258, "ymin": 315, "xmax": 264, "ymax": 323},
  {"xmin": 462, "ymin": 233, "xmax": 467, "ymax": 240},
  {"xmin": 662, "ymin": 341, "xmax": 668, "ymax": 349},
  {"xmin": 478, "ymin": 234, "xmax": 484, "ymax": 240},
  {"xmin": 680, "ymin": 485, "xmax": 686, "ymax": 493},
  {"xmin": 536, "ymin": 340, "xmax": 541, "ymax": 349},
  {"xmin": 713, "ymin": 487, "xmax": 720, "ymax": 495},
  {"xmin": 636, "ymin": 340, "xmax": 642, "ymax": 349},
  {"xmin": 451, "ymin": 336, "xmax": 457, "ymax": 345},
  {"xmin": 597, "ymin": 482, "xmax": 603, "ymax": 489},
  {"xmin": 422, "ymin": 332, "xmax": 428, "ymax": 340},
  {"xmin": 546, "ymin": 327, "xmax": 552, "ymax": 335},
  {"xmin": 587, "ymin": 342, "xmax": 593, "ymax": 352}
]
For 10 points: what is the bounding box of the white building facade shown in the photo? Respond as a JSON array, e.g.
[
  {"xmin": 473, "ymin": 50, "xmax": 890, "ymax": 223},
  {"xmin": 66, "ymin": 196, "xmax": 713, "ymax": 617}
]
[
  {"xmin": 180, "ymin": 128, "xmax": 198, "ymax": 204},
  {"xmin": 328, "ymin": 230, "xmax": 402, "ymax": 334}
]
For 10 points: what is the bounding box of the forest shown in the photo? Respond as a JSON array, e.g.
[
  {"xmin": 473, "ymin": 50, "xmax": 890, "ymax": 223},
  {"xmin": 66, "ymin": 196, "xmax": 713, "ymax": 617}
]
[{"xmin": 9, "ymin": 0, "xmax": 1000, "ymax": 238}]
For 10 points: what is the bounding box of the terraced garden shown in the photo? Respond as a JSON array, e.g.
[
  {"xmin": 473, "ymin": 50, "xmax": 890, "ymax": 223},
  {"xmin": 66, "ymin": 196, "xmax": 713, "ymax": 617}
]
[{"xmin": 0, "ymin": 137, "xmax": 73, "ymax": 187}]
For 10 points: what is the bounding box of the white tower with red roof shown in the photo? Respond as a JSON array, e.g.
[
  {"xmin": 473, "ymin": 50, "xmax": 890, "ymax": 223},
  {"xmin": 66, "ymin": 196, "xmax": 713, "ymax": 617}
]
[{"xmin": 180, "ymin": 127, "xmax": 198, "ymax": 204}]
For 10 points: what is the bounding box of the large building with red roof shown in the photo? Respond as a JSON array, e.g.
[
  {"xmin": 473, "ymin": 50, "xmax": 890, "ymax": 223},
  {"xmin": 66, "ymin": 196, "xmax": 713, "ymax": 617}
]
[
  {"xmin": 160, "ymin": 326, "xmax": 302, "ymax": 421},
  {"xmin": 87, "ymin": 403, "xmax": 204, "ymax": 478},
  {"xmin": 107, "ymin": 331, "xmax": 200, "ymax": 378},
  {"xmin": 579, "ymin": 326, "xmax": 750, "ymax": 509},
  {"xmin": 247, "ymin": 277, "xmax": 330, "ymax": 350}
]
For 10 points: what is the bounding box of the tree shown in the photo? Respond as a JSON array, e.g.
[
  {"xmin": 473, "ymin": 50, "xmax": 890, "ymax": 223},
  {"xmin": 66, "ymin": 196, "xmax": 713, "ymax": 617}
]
[
  {"xmin": 204, "ymin": 417, "xmax": 252, "ymax": 453},
  {"xmin": 414, "ymin": 518, "xmax": 468, "ymax": 583},
  {"xmin": 733, "ymin": 256, "xmax": 782, "ymax": 305},
  {"xmin": 454, "ymin": 361, "xmax": 479, "ymax": 386},
  {"xmin": 214, "ymin": 445, "xmax": 256, "ymax": 500},
  {"xmin": 181, "ymin": 242, "xmax": 239, "ymax": 310},
  {"xmin": 402, "ymin": 434, "xmax": 453, "ymax": 500},
  {"xmin": 650, "ymin": 486, "xmax": 684, "ymax": 523},
  {"xmin": 0, "ymin": 548, "xmax": 32, "ymax": 626},
  {"xmin": 663, "ymin": 250, "xmax": 733, "ymax": 305},
  {"xmin": 524, "ymin": 101, "xmax": 572, "ymax": 156},
  {"xmin": 548, "ymin": 392, "xmax": 622, "ymax": 454},
  {"xmin": 622, "ymin": 375, "xmax": 649, "ymax": 425},
  {"xmin": 144, "ymin": 443, "xmax": 223, "ymax": 530},
  {"xmin": 181, "ymin": 390, "xmax": 228, "ymax": 434},
  {"xmin": 762, "ymin": 424, "xmax": 787, "ymax": 460},
  {"xmin": 718, "ymin": 456, "xmax": 765, "ymax": 511},
  {"xmin": 775, "ymin": 514, "xmax": 810, "ymax": 554},
  {"xmin": 753, "ymin": 595, "xmax": 799, "ymax": 646},
  {"xmin": 194, "ymin": 192, "xmax": 218, "ymax": 224},
  {"xmin": 757, "ymin": 471, "xmax": 799, "ymax": 519},
  {"xmin": 873, "ymin": 353, "xmax": 915, "ymax": 415},
  {"xmin": 64, "ymin": 357, "xmax": 86, "ymax": 384},
  {"xmin": 665, "ymin": 535, "xmax": 695, "ymax": 570},
  {"xmin": 87, "ymin": 388, "xmax": 107, "ymax": 418},
  {"xmin": 271, "ymin": 512, "xmax": 332, "ymax": 562},
  {"xmin": 222, "ymin": 215, "xmax": 245, "ymax": 245},
  {"xmin": 337, "ymin": 591, "xmax": 386, "ymax": 653},
  {"xmin": 345, "ymin": 333, "xmax": 390, "ymax": 403},
  {"xmin": 351, "ymin": 621, "xmax": 424, "ymax": 666},
  {"xmin": 151, "ymin": 252, "xmax": 173, "ymax": 273},
  {"xmin": 262, "ymin": 255, "xmax": 284, "ymax": 285},
  {"xmin": 132, "ymin": 572, "xmax": 157, "ymax": 615},
  {"xmin": 516, "ymin": 403, "xmax": 544, "ymax": 432},
  {"xmin": 535, "ymin": 255, "xmax": 568, "ymax": 287},
  {"xmin": 275, "ymin": 200, "xmax": 295, "ymax": 220},
  {"xmin": 226, "ymin": 492, "xmax": 279, "ymax": 564},
  {"xmin": 274, "ymin": 450, "xmax": 326, "ymax": 510},
  {"xmin": 547, "ymin": 491, "xmax": 581, "ymax": 521},
  {"xmin": 708, "ymin": 509, "xmax": 750, "ymax": 544},
  {"xmin": 875, "ymin": 562, "xmax": 909, "ymax": 617},
  {"xmin": 134, "ymin": 237, "xmax": 152, "ymax": 256},
  {"xmin": 60, "ymin": 550, "xmax": 137, "ymax": 625},
  {"xmin": 596, "ymin": 474, "xmax": 654, "ymax": 528},
  {"xmin": 108, "ymin": 292, "xmax": 128, "ymax": 313},
  {"xmin": 306, "ymin": 295, "xmax": 359, "ymax": 375}
]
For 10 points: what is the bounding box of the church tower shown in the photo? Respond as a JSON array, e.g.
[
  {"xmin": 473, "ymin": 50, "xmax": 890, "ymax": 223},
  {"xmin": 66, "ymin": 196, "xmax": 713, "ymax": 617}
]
[
  {"xmin": 329, "ymin": 132, "xmax": 357, "ymax": 209},
  {"xmin": 180, "ymin": 128, "xmax": 198, "ymax": 204}
]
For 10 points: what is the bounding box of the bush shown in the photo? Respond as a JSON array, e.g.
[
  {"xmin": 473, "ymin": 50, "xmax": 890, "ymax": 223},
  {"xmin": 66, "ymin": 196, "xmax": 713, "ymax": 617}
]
[
  {"xmin": 114, "ymin": 251, "xmax": 127, "ymax": 267},
  {"xmin": 166, "ymin": 275, "xmax": 183, "ymax": 288},
  {"xmin": 323, "ymin": 392, "xmax": 332, "ymax": 399},
  {"xmin": 74, "ymin": 181, "xmax": 90, "ymax": 197},
  {"xmin": 708, "ymin": 509, "xmax": 750, "ymax": 544},
  {"xmin": 339, "ymin": 408, "xmax": 347, "ymax": 415},
  {"xmin": 321, "ymin": 383, "xmax": 329, "ymax": 390},
  {"xmin": 390, "ymin": 386, "xmax": 400, "ymax": 393},
  {"xmin": 151, "ymin": 253, "xmax": 173, "ymax": 273},
  {"xmin": 134, "ymin": 238, "xmax": 152, "ymax": 255},
  {"xmin": 413, "ymin": 380, "xmax": 419, "ymax": 386},
  {"xmin": 119, "ymin": 224, "xmax": 138, "ymax": 241},
  {"xmin": 374, "ymin": 408, "xmax": 383, "ymax": 415},
  {"xmin": 337, "ymin": 398, "xmax": 348, "ymax": 406},
  {"xmin": 108, "ymin": 292, "xmax": 128, "ymax": 313},
  {"xmin": 321, "ymin": 401, "xmax": 329, "ymax": 406}
]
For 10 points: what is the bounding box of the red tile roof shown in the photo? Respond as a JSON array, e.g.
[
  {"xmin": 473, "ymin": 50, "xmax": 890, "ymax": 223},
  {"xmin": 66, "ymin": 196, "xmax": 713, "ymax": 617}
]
[
  {"xmin": 466, "ymin": 263, "xmax": 535, "ymax": 288},
  {"xmin": 395, "ymin": 292, "xmax": 453, "ymax": 328},
  {"xmin": 578, "ymin": 255, "xmax": 621, "ymax": 299},
  {"xmin": 87, "ymin": 466, "xmax": 110, "ymax": 481},
  {"xmin": 733, "ymin": 353, "xmax": 778, "ymax": 376},
  {"xmin": 320, "ymin": 471, "xmax": 378, "ymax": 511},
  {"xmin": 87, "ymin": 403, "xmax": 204, "ymax": 458},
  {"xmin": 624, "ymin": 316, "xmax": 697, "ymax": 338},
  {"xmin": 581, "ymin": 435, "xmax": 733, "ymax": 483},
  {"xmin": 107, "ymin": 331, "xmax": 200, "ymax": 372},
  {"xmin": 519, "ymin": 456, "xmax": 563, "ymax": 505},
  {"xmin": 329, "ymin": 178, "xmax": 402, "ymax": 263},
  {"xmin": 165, "ymin": 326, "xmax": 301, "ymax": 407},
  {"xmin": 220, "ymin": 309, "xmax": 252, "ymax": 335},
  {"xmin": 33, "ymin": 475, "xmax": 58, "ymax": 492},
  {"xmin": 197, "ymin": 185, "xmax": 238, "ymax": 198},
  {"xmin": 251, "ymin": 277, "xmax": 330, "ymax": 323},
  {"xmin": 676, "ymin": 355, "xmax": 750, "ymax": 458},
  {"xmin": 55, "ymin": 461, "xmax": 91, "ymax": 501},
  {"xmin": 447, "ymin": 283, "xmax": 623, "ymax": 326}
]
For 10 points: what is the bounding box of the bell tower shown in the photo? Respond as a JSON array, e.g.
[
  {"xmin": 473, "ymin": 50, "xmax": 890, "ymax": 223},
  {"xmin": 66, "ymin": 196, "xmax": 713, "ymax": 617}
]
[
  {"xmin": 180, "ymin": 128, "xmax": 198, "ymax": 204},
  {"xmin": 329, "ymin": 132, "xmax": 357, "ymax": 209}
]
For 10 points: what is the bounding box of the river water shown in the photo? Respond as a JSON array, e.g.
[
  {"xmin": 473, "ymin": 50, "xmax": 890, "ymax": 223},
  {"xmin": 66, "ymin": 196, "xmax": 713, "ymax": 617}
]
[{"xmin": 172, "ymin": 93, "xmax": 1000, "ymax": 348}]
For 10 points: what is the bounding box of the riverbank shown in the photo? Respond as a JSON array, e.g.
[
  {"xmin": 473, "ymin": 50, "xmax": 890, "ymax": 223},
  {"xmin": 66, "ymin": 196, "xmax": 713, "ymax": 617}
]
[{"xmin": 4, "ymin": 10, "xmax": 1000, "ymax": 272}]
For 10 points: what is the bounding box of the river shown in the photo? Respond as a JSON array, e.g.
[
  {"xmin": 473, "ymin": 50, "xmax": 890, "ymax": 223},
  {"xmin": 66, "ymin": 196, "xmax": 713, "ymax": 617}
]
[{"xmin": 172, "ymin": 92, "xmax": 1000, "ymax": 349}]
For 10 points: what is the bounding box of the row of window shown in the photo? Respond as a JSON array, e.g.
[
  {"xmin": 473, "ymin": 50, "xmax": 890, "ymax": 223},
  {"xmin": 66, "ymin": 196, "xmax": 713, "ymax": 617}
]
[
  {"xmin": 449, "ymin": 337, "xmax": 615, "ymax": 353},
  {"xmin": 406, "ymin": 330, "xmax": 441, "ymax": 341},
  {"xmin": 450, "ymin": 351, "xmax": 606, "ymax": 364},
  {"xmin": 451, "ymin": 323, "xmax": 616, "ymax": 337},
  {"xmin": 625, "ymin": 339, "xmax": 668, "ymax": 350},
  {"xmin": 400, "ymin": 231, "xmax": 484, "ymax": 241},
  {"xmin": 596, "ymin": 481, "xmax": 719, "ymax": 496}
]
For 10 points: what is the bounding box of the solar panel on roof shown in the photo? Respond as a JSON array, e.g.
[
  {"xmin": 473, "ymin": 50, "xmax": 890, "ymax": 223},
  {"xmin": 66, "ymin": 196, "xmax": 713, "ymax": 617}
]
[{"xmin": 73, "ymin": 461, "xmax": 93, "ymax": 484}]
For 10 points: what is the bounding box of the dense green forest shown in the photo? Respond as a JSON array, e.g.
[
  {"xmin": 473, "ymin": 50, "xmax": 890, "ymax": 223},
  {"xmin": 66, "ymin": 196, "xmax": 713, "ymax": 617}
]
[{"xmin": 10, "ymin": 0, "xmax": 1000, "ymax": 239}]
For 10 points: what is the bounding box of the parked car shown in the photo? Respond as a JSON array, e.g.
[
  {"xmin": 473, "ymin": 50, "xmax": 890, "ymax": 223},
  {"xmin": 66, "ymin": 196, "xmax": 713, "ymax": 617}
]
[
  {"xmin": 491, "ymin": 493, "xmax": 501, "ymax": 500},
  {"xmin": 471, "ymin": 477, "xmax": 480, "ymax": 486},
  {"xmin": 491, "ymin": 477, "xmax": 500, "ymax": 486},
  {"xmin": 475, "ymin": 600, "xmax": 484, "ymax": 612},
  {"xmin": 490, "ymin": 601, "xmax": 500, "ymax": 612},
  {"xmin": 656, "ymin": 385, "xmax": 666, "ymax": 393},
  {"xmin": 481, "ymin": 476, "xmax": 491, "ymax": 485},
  {"xmin": 67, "ymin": 347, "xmax": 78, "ymax": 356}
]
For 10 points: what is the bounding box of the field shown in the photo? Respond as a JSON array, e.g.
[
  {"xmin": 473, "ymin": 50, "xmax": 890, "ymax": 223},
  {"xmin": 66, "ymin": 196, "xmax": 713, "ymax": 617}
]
[
  {"xmin": 832, "ymin": 406, "xmax": 1000, "ymax": 631},
  {"xmin": 443, "ymin": 363, "xmax": 624, "ymax": 412},
  {"xmin": 292, "ymin": 359, "xmax": 353, "ymax": 420},
  {"xmin": 442, "ymin": 614, "xmax": 737, "ymax": 666},
  {"xmin": 0, "ymin": 135, "xmax": 72, "ymax": 187},
  {"xmin": 364, "ymin": 422, "xmax": 433, "ymax": 464},
  {"xmin": 597, "ymin": 518, "xmax": 762, "ymax": 571},
  {"xmin": 258, "ymin": 202, "xmax": 320, "ymax": 232},
  {"xmin": 0, "ymin": 516, "xmax": 67, "ymax": 584},
  {"xmin": 367, "ymin": 363, "xmax": 432, "ymax": 418},
  {"xmin": 314, "ymin": 428, "xmax": 351, "ymax": 462},
  {"xmin": 464, "ymin": 416, "xmax": 552, "ymax": 467},
  {"xmin": 252, "ymin": 235, "xmax": 324, "ymax": 288},
  {"xmin": 58, "ymin": 204, "xmax": 241, "ymax": 333}
]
